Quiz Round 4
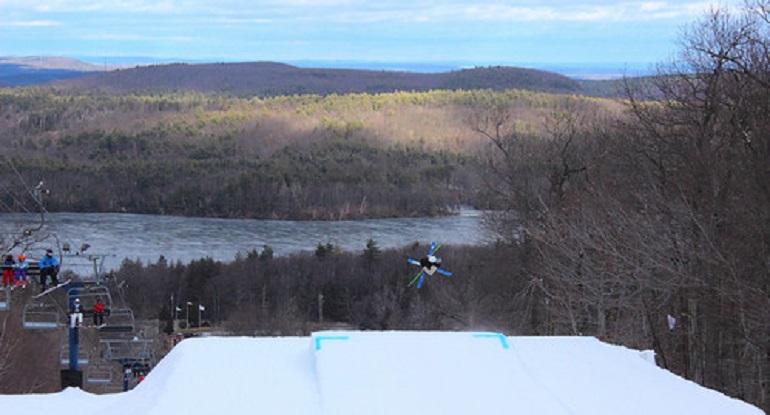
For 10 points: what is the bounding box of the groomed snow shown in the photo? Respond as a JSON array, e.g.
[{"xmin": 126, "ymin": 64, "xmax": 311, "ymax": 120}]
[{"xmin": 0, "ymin": 331, "xmax": 762, "ymax": 415}]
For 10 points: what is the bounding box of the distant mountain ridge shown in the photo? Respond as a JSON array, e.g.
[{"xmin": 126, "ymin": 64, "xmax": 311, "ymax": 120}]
[
  {"xmin": 0, "ymin": 56, "xmax": 626, "ymax": 96},
  {"xmin": 50, "ymin": 61, "xmax": 584, "ymax": 96},
  {"xmin": 0, "ymin": 56, "xmax": 108, "ymax": 87}
]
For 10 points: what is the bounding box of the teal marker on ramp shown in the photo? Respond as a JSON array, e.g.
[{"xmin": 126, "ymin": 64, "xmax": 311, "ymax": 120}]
[
  {"xmin": 314, "ymin": 335, "xmax": 349, "ymax": 351},
  {"xmin": 473, "ymin": 332, "xmax": 510, "ymax": 349}
]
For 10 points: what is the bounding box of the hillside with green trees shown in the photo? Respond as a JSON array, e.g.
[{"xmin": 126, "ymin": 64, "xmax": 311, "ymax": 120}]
[{"xmin": 0, "ymin": 87, "xmax": 616, "ymax": 219}]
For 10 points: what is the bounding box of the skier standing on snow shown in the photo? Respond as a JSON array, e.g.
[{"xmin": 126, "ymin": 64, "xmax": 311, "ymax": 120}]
[
  {"xmin": 1, "ymin": 255, "xmax": 14, "ymax": 287},
  {"xmin": 38, "ymin": 248, "xmax": 59, "ymax": 293},
  {"xmin": 14, "ymin": 254, "xmax": 28, "ymax": 289}
]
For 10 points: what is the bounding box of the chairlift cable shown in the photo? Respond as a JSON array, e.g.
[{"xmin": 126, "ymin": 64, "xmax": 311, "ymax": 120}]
[
  {"xmin": 3, "ymin": 155, "xmax": 44, "ymax": 212},
  {"xmin": 0, "ymin": 184, "xmax": 31, "ymax": 213}
]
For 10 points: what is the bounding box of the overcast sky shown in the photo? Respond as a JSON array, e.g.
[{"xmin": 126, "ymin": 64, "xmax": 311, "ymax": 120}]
[{"xmin": 0, "ymin": 1, "xmax": 742, "ymax": 67}]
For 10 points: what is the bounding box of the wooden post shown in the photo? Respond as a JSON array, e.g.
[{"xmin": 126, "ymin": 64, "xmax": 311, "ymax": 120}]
[
  {"xmin": 261, "ymin": 284, "xmax": 267, "ymax": 316},
  {"xmin": 318, "ymin": 293, "xmax": 324, "ymax": 323}
]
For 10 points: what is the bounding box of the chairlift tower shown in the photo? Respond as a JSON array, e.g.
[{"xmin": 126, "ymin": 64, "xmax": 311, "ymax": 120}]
[{"xmin": 61, "ymin": 281, "xmax": 83, "ymax": 389}]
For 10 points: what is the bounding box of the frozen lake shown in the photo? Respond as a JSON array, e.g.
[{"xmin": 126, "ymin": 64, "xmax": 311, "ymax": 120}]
[{"xmin": 0, "ymin": 209, "xmax": 492, "ymax": 270}]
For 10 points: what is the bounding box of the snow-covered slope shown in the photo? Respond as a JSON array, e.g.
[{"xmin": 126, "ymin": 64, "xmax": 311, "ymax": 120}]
[{"xmin": 0, "ymin": 331, "xmax": 762, "ymax": 415}]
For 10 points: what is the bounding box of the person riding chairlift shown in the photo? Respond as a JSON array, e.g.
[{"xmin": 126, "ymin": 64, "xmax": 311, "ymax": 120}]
[
  {"xmin": 39, "ymin": 248, "xmax": 60, "ymax": 293},
  {"xmin": 69, "ymin": 298, "xmax": 83, "ymax": 329},
  {"xmin": 1, "ymin": 255, "xmax": 14, "ymax": 287},
  {"xmin": 93, "ymin": 298, "xmax": 106, "ymax": 327},
  {"xmin": 14, "ymin": 254, "xmax": 28, "ymax": 289}
]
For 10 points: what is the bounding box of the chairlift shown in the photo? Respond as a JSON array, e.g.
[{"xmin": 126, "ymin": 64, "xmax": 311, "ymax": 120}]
[
  {"xmin": 0, "ymin": 287, "xmax": 9, "ymax": 311},
  {"xmin": 59, "ymin": 252, "xmax": 108, "ymax": 284},
  {"xmin": 99, "ymin": 308, "xmax": 135, "ymax": 333},
  {"xmin": 23, "ymin": 301, "xmax": 61, "ymax": 329},
  {"xmin": 100, "ymin": 337, "xmax": 153, "ymax": 362},
  {"xmin": 67, "ymin": 284, "xmax": 113, "ymax": 309},
  {"xmin": 86, "ymin": 364, "xmax": 114, "ymax": 384}
]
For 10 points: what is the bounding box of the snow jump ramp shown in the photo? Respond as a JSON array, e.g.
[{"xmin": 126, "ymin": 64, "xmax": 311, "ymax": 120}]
[
  {"xmin": 0, "ymin": 331, "xmax": 762, "ymax": 415},
  {"xmin": 313, "ymin": 331, "xmax": 569, "ymax": 414}
]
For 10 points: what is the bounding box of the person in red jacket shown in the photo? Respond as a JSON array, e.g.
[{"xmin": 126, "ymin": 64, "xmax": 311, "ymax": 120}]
[{"xmin": 93, "ymin": 298, "xmax": 106, "ymax": 327}]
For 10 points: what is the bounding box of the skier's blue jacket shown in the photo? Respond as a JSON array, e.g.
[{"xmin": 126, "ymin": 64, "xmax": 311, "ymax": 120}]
[{"xmin": 39, "ymin": 255, "xmax": 58, "ymax": 270}]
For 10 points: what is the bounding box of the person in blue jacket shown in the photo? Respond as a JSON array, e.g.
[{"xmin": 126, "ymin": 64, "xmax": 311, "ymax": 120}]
[{"xmin": 38, "ymin": 248, "xmax": 59, "ymax": 293}]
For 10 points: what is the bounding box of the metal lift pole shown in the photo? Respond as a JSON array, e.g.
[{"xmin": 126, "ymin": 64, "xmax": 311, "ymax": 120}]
[{"xmin": 61, "ymin": 282, "xmax": 83, "ymax": 389}]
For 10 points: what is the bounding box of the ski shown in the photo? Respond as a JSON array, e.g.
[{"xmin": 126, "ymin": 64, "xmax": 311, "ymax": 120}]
[
  {"xmin": 436, "ymin": 268, "xmax": 452, "ymax": 276},
  {"xmin": 32, "ymin": 279, "xmax": 71, "ymax": 298},
  {"xmin": 407, "ymin": 269, "xmax": 425, "ymax": 287}
]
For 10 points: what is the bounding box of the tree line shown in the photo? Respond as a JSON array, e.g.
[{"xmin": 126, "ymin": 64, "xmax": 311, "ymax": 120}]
[{"xmin": 116, "ymin": 242, "xmax": 528, "ymax": 336}]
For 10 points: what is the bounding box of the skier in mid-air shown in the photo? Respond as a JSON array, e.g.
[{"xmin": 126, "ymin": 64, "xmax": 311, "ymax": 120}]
[
  {"xmin": 407, "ymin": 242, "xmax": 452, "ymax": 288},
  {"xmin": 418, "ymin": 255, "xmax": 442, "ymax": 275}
]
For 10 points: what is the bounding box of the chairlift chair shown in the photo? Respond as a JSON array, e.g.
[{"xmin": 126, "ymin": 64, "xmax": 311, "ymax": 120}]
[
  {"xmin": 98, "ymin": 308, "xmax": 135, "ymax": 333},
  {"xmin": 22, "ymin": 300, "xmax": 61, "ymax": 329},
  {"xmin": 99, "ymin": 337, "xmax": 153, "ymax": 362},
  {"xmin": 0, "ymin": 287, "xmax": 9, "ymax": 311},
  {"xmin": 86, "ymin": 364, "xmax": 114, "ymax": 384},
  {"xmin": 67, "ymin": 284, "xmax": 113, "ymax": 310},
  {"xmin": 59, "ymin": 252, "xmax": 107, "ymax": 284}
]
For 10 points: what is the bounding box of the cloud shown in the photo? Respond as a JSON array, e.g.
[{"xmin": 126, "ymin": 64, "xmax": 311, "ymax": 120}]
[
  {"xmin": 3, "ymin": 20, "xmax": 61, "ymax": 27},
  {"xmin": 93, "ymin": 34, "xmax": 196, "ymax": 43},
  {"xmin": 2, "ymin": 0, "xmax": 182, "ymax": 14},
  {"xmin": 420, "ymin": 2, "xmax": 721, "ymax": 23},
  {"xmin": 640, "ymin": 2, "xmax": 668, "ymax": 12},
  {"xmin": 215, "ymin": 17, "xmax": 275, "ymax": 24},
  {"xmin": 250, "ymin": 1, "xmax": 729, "ymax": 25}
]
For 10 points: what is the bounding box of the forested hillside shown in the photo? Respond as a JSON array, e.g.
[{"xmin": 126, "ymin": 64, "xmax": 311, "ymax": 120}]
[
  {"xmin": 52, "ymin": 62, "xmax": 583, "ymax": 96},
  {"xmin": 0, "ymin": 87, "xmax": 614, "ymax": 219}
]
